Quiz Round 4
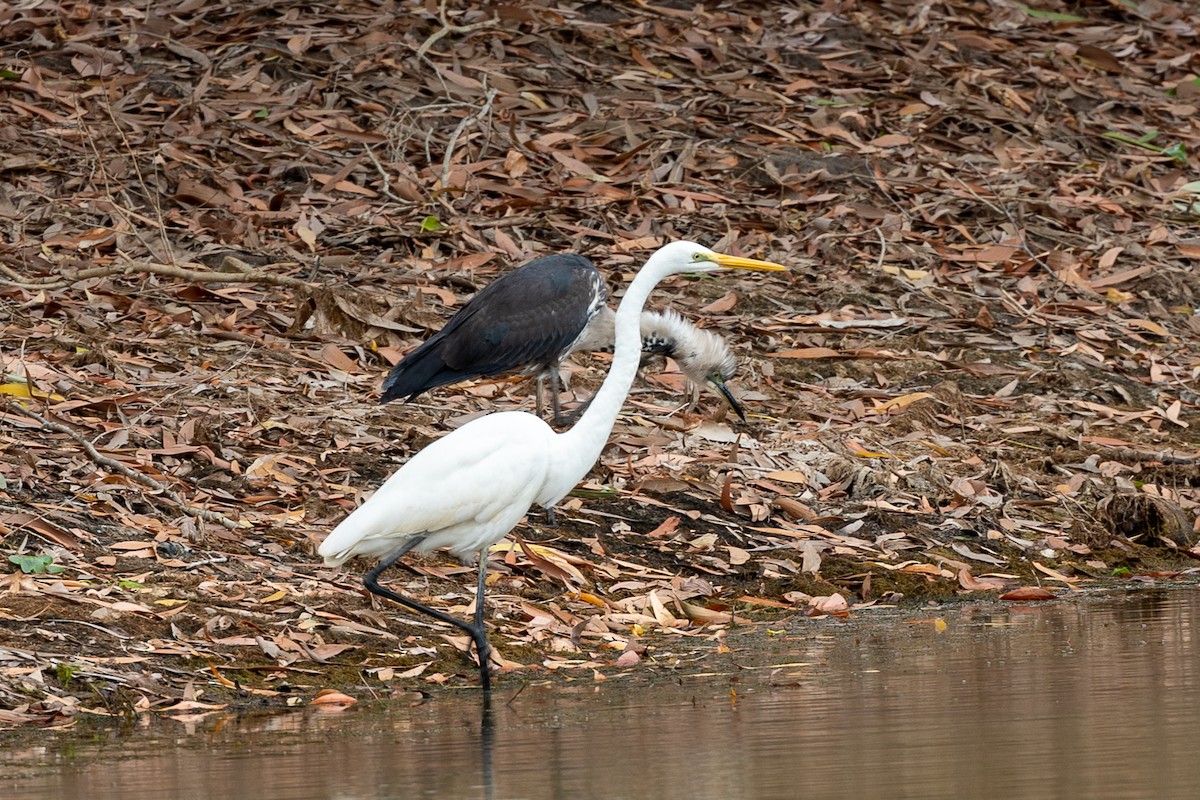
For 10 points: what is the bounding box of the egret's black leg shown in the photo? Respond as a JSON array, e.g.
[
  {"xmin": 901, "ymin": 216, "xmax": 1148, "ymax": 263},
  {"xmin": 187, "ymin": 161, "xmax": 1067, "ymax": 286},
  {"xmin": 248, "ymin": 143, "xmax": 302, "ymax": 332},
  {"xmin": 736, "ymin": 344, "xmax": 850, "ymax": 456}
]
[
  {"xmin": 545, "ymin": 506, "xmax": 557, "ymax": 527},
  {"xmin": 363, "ymin": 540, "xmax": 492, "ymax": 693},
  {"xmin": 470, "ymin": 554, "xmax": 491, "ymax": 691}
]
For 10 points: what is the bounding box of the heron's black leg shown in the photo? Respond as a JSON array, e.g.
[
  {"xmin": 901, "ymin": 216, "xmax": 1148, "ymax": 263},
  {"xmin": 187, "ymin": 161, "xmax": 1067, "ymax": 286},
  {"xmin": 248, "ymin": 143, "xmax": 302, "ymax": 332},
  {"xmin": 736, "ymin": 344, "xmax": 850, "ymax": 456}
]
[
  {"xmin": 535, "ymin": 373, "xmax": 547, "ymax": 420},
  {"xmin": 550, "ymin": 367, "xmax": 565, "ymax": 425},
  {"xmin": 363, "ymin": 539, "xmax": 493, "ymax": 693},
  {"xmin": 559, "ymin": 393, "xmax": 593, "ymax": 425}
]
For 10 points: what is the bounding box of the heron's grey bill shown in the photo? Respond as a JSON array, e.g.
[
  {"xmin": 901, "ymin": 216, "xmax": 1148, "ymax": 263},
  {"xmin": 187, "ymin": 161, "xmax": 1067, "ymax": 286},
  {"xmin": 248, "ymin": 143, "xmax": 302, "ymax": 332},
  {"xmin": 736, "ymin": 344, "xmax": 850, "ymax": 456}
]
[{"xmin": 709, "ymin": 376, "xmax": 747, "ymax": 422}]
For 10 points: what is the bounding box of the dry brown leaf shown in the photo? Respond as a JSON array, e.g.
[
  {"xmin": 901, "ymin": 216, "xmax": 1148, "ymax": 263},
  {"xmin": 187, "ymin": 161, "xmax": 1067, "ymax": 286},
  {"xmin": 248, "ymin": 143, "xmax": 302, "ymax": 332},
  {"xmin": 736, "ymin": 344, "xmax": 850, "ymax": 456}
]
[
  {"xmin": 770, "ymin": 347, "xmax": 842, "ymax": 359},
  {"xmin": 615, "ymin": 650, "xmax": 641, "ymax": 667},
  {"xmin": 1001, "ymin": 587, "xmax": 1057, "ymax": 602},
  {"xmin": 808, "ymin": 593, "xmax": 849, "ymax": 613},
  {"xmin": 309, "ymin": 691, "xmax": 358, "ymax": 707},
  {"xmin": 645, "ymin": 516, "xmax": 681, "ymax": 539},
  {"xmin": 647, "ymin": 590, "xmax": 682, "ymax": 627},
  {"xmin": 958, "ymin": 569, "xmax": 1008, "ymax": 592},
  {"xmin": 699, "ymin": 292, "xmax": 737, "ymax": 314}
]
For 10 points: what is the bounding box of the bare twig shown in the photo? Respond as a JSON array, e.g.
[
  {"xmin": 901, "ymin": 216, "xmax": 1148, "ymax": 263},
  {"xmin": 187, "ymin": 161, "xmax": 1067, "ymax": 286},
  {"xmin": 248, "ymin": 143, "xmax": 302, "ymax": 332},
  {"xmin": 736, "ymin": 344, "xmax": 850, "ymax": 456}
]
[
  {"xmin": 416, "ymin": 1, "xmax": 498, "ymax": 62},
  {"xmin": 441, "ymin": 88, "xmax": 498, "ymax": 188},
  {"xmin": 4, "ymin": 400, "xmax": 247, "ymax": 531},
  {"xmin": 89, "ymin": 92, "xmax": 176, "ymax": 264},
  {"xmin": 1030, "ymin": 421, "xmax": 1200, "ymax": 466},
  {"xmin": 0, "ymin": 257, "xmax": 310, "ymax": 292},
  {"xmin": 957, "ymin": 166, "xmax": 1064, "ymax": 287},
  {"xmin": 46, "ymin": 619, "xmax": 132, "ymax": 640},
  {"xmin": 363, "ymin": 145, "xmax": 418, "ymax": 205},
  {"xmin": 183, "ymin": 556, "xmax": 230, "ymax": 570}
]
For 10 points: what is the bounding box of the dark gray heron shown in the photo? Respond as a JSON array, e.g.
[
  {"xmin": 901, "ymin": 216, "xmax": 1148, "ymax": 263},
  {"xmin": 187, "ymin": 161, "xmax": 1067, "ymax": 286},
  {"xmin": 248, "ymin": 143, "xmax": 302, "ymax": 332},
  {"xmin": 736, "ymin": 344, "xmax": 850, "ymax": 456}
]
[
  {"xmin": 379, "ymin": 253, "xmax": 746, "ymax": 421},
  {"xmin": 320, "ymin": 242, "xmax": 786, "ymax": 692}
]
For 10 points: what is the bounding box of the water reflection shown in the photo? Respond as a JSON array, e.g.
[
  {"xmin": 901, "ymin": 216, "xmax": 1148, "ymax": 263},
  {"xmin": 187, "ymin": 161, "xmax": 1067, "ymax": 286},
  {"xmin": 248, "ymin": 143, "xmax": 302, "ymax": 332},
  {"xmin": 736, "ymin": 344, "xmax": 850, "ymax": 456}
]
[
  {"xmin": 4, "ymin": 589, "xmax": 1199, "ymax": 800},
  {"xmin": 481, "ymin": 697, "xmax": 495, "ymax": 800}
]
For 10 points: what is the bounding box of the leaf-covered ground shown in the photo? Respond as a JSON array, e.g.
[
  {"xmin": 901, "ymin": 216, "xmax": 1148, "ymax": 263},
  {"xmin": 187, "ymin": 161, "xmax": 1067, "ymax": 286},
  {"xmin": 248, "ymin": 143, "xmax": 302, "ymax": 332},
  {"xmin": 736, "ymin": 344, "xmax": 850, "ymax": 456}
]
[{"xmin": 3, "ymin": 0, "xmax": 1200, "ymax": 726}]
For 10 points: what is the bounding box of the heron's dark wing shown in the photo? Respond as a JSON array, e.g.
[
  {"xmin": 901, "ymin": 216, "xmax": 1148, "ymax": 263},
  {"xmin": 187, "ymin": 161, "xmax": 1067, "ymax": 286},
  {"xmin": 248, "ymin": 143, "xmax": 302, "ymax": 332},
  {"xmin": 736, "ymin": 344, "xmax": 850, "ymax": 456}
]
[
  {"xmin": 381, "ymin": 254, "xmax": 605, "ymax": 403},
  {"xmin": 443, "ymin": 254, "xmax": 605, "ymax": 373}
]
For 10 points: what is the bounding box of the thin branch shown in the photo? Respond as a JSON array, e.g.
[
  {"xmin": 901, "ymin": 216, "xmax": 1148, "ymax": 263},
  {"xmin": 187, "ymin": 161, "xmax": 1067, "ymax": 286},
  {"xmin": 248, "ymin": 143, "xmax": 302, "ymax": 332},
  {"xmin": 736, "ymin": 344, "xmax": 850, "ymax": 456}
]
[
  {"xmin": 89, "ymin": 91, "xmax": 176, "ymax": 264},
  {"xmin": 441, "ymin": 88, "xmax": 498, "ymax": 188},
  {"xmin": 4, "ymin": 400, "xmax": 247, "ymax": 531},
  {"xmin": 183, "ymin": 556, "xmax": 230, "ymax": 570},
  {"xmin": 416, "ymin": 2, "xmax": 497, "ymax": 62},
  {"xmin": 0, "ymin": 257, "xmax": 311, "ymax": 292},
  {"xmin": 363, "ymin": 145, "xmax": 418, "ymax": 205},
  {"xmin": 1030, "ymin": 421, "xmax": 1200, "ymax": 466},
  {"xmin": 957, "ymin": 165, "xmax": 1064, "ymax": 288}
]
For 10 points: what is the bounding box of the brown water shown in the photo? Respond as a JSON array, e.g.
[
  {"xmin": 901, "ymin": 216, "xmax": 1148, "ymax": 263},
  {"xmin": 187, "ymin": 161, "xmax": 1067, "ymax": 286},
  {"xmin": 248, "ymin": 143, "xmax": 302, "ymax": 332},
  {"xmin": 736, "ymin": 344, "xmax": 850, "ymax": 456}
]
[{"xmin": 3, "ymin": 588, "xmax": 1198, "ymax": 800}]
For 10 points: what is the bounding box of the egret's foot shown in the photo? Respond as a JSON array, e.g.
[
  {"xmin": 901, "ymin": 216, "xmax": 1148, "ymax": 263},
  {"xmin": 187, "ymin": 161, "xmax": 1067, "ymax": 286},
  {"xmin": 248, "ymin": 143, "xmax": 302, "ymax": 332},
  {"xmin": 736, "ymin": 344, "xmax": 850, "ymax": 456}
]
[{"xmin": 469, "ymin": 626, "xmax": 493, "ymax": 694}]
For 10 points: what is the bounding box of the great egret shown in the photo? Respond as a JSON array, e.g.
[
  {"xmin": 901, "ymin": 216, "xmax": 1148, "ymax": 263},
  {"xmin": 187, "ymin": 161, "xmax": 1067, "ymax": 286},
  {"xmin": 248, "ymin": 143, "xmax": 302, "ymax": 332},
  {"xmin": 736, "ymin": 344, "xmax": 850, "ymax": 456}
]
[
  {"xmin": 319, "ymin": 241, "xmax": 785, "ymax": 691},
  {"xmin": 379, "ymin": 253, "xmax": 745, "ymax": 421}
]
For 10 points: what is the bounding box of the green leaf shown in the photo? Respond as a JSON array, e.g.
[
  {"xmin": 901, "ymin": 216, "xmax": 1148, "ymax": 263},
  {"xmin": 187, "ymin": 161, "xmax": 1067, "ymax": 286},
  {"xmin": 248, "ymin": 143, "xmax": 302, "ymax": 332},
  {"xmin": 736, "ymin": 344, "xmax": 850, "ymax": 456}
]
[
  {"xmin": 420, "ymin": 215, "xmax": 445, "ymax": 233},
  {"xmin": 1111, "ymin": 566, "xmax": 1132, "ymax": 577},
  {"xmin": 118, "ymin": 579, "xmax": 144, "ymax": 589},
  {"xmin": 55, "ymin": 663, "xmax": 78, "ymax": 686},
  {"xmin": 1102, "ymin": 130, "xmax": 1159, "ymax": 147},
  {"xmin": 0, "ymin": 68, "xmax": 21, "ymax": 80},
  {"xmin": 1102, "ymin": 131, "xmax": 1174, "ymax": 156},
  {"xmin": 8, "ymin": 553, "xmax": 54, "ymax": 574},
  {"xmin": 254, "ymin": 108, "xmax": 269, "ymax": 120},
  {"xmin": 1016, "ymin": 4, "xmax": 1085, "ymax": 22},
  {"xmin": 1160, "ymin": 142, "xmax": 1188, "ymax": 166}
]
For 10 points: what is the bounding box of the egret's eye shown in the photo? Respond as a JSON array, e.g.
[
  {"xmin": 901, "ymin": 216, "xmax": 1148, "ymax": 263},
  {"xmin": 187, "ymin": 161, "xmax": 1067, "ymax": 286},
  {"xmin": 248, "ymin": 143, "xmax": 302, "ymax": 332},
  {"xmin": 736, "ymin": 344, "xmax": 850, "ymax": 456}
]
[{"xmin": 691, "ymin": 252, "xmax": 705, "ymax": 262}]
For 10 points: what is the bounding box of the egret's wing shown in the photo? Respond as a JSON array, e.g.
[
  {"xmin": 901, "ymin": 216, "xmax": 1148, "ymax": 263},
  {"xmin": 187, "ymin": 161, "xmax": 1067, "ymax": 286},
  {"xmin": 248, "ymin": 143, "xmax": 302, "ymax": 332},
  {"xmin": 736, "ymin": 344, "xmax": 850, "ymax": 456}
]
[{"xmin": 318, "ymin": 413, "xmax": 552, "ymax": 564}]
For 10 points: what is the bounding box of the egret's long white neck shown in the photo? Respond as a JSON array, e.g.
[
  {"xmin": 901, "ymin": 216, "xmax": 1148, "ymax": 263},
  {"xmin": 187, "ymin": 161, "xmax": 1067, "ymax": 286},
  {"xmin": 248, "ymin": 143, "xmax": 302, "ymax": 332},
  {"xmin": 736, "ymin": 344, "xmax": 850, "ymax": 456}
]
[{"xmin": 553, "ymin": 256, "xmax": 671, "ymax": 478}]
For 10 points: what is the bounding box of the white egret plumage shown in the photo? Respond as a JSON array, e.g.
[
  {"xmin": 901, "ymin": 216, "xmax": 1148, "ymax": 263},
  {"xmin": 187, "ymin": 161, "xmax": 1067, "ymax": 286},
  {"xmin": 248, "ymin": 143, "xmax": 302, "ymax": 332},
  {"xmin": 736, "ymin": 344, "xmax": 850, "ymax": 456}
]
[{"xmin": 319, "ymin": 241, "xmax": 786, "ymax": 691}]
